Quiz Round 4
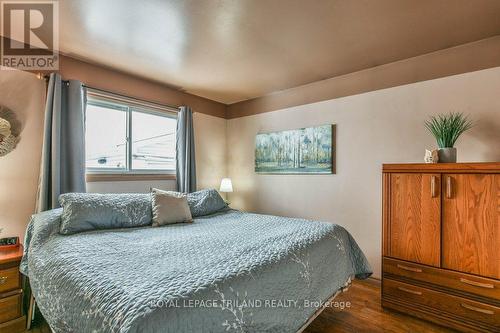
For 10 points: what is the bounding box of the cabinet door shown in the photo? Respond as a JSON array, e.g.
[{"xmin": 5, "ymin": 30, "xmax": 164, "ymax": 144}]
[
  {"xmin": 442, "ymin": 174, "xmax": 500, "ymax": 279},
  {"xmin": 389, "ymin": 173, "xmax": 441, "ymax": 267}
]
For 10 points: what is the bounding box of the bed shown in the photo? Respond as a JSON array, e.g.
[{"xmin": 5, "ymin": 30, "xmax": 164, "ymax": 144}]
[{"xmin": 21, "ymin": 207, "xmax": 371, "ymax": 333}]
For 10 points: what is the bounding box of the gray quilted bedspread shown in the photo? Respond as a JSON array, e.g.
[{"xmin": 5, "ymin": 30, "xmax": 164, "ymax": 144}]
[{"xmin": 21, "ymin": 209, "xmax": 371, "ymax": 333}]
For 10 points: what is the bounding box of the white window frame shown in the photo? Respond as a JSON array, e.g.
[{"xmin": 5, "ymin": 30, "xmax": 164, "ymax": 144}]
[{"xmin": 85, "ymin": 90, "xmax": 178, "ymax": 176}]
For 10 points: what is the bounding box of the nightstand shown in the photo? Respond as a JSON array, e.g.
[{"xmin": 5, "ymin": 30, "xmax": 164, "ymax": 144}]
[{"xmin": 0, "ymin": 245, "xmax": 25, "ymax": 333}]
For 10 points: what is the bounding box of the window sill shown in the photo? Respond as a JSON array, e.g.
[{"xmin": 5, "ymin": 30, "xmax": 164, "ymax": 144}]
[{"xmin": 86, "ymin": 173, "xmax": 176, "ymax": 182}]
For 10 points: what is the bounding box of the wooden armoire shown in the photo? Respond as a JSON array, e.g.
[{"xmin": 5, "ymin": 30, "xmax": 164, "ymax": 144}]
[{"xmin": 382, "ymin": 163, "xmax": 499, "ymax": 332}]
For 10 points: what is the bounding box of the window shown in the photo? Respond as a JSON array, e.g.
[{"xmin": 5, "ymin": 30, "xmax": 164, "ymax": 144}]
[{"xmin": 85, "ymin": 92, "xmax": 177, "ymax": 174}]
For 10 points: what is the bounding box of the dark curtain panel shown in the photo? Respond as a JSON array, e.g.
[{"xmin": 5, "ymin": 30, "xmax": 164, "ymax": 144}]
[
  {"xmin": 176, "ymin": 106, "xmax": 196, "ymax": 193},
  {"xmin": 36, "ymin": 73, "xmax": 86, "ymax": 212}
]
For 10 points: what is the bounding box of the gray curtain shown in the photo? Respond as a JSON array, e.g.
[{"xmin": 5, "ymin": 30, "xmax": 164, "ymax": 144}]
[
  {"xmin": 36, "ymin": 73, "xmax": 86, "ymax": 212},
  {"xmin": 176, "ymin": 106, "xmax": 196, "ymax": 193}
]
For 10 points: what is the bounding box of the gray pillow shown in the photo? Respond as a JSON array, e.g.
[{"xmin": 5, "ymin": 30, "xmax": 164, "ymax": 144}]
[
  {"xmin": 187, "ymin": 189, "xmax": 228, "ymax": 217},
  {"xmin": 59, "ymin": 193, "xmax": 152, "ymax": 235},
  {"xmin": 151, "ymin": 188, "xmax": 193, "ymax": 226}
]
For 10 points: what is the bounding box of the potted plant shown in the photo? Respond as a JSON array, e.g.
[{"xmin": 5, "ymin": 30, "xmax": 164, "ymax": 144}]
[{"xmin": 424, "ymin": 112, "xmax": 473, "ymax": 163}]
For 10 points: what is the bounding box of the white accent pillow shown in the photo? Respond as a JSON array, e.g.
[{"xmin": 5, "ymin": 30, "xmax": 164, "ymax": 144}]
[{"xmin": 151, "ymin": 188, "xmax": 193, "ymax": 226}]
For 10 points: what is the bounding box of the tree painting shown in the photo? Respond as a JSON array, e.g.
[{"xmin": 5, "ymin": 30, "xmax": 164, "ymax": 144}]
[{"xmin": 255, "ymin": 124, "xmax": 334, "ymax": 174}]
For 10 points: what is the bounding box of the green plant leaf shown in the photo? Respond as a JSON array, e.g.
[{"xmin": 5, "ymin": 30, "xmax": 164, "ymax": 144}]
[{"xmin": 424, "ymin": 112, "xmax": 473, "ymax": 148}]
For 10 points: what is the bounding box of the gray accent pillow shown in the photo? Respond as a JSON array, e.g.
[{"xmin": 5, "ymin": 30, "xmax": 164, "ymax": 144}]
[
  {"xmin": 187, "ymin": 189, "xmax": 228, "ymax": 217},
  {"xmin": 151, "ymin": 189, "xmax": 193, "ymax": 226},
  {"xmin": 59, "ymin": 193, "xmax": 152, "ymax": 235}
]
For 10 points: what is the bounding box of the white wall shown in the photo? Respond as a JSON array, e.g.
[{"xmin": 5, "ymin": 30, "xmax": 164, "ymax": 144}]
[
  {"xmin": 193, "ymin": 112, "xmax": 228, "ymax": 190},
  {"xmin": 227, "ymin": 67, "xmax": 500, "ymax": 278},
  {"xmin": 0, "ymin": 69, "xmax": 45, "ymax": 241},
  {"xmin": 87, "ymin": 112, "xmax": 227, "ymax": 194}
]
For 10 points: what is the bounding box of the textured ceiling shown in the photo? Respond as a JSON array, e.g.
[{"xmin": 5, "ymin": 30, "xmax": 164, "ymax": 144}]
[{"xmin": 38, "ymin": 0, "xmax": 500, "ymax": 103}]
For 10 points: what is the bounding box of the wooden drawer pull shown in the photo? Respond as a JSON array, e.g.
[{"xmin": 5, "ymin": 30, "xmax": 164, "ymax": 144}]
[
  {"xmin": 397, "ymin": 286, "xmax": 422, "ymax": 295},
  {"xmin": 396, "ymin": 264, "xmax": 422, "ymax": 273},
  {"xmin": 446, "ymin": 176, "xmax": 452, "ymax": 198},
  {"xmin": 431, "ymin": 176, "xmax": 437, "ymax": 197},
  {"xmin": 0, "ymin": 276, "xmax": 7, "ymax": 284},
  {"xmin": 461, "ymin": 303, "xmax": 494, "ymax": 315},
  {"xmin": 459, "ymin": 278, "xmax": 494, "ymax": 289}
]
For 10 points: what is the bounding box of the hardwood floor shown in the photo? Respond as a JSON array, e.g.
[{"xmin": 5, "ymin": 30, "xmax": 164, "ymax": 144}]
[{"xmin": 28, "ymin": 279, "xmax": 455, "ymax": 333}]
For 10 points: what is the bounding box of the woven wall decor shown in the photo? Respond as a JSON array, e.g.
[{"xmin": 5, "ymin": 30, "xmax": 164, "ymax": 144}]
[{"xmin": 0, "ymin": 106, "xmax": 20, "ymax": 157}]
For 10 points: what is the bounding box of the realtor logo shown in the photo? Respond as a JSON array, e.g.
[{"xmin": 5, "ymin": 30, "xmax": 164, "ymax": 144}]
[{"xmin": 1, "ymin": 0, "xmax": 59, "ymax": 70}]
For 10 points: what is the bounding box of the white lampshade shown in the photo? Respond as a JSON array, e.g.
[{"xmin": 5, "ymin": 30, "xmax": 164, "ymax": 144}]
[{"xmin": 219, "ymin": 178, "xmax": 233, "ymax": 193}]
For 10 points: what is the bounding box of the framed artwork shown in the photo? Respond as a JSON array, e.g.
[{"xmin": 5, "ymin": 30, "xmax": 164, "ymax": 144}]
[{"xmin": 255, "ymin": 124, "xmax": 335, "ymax": 174}]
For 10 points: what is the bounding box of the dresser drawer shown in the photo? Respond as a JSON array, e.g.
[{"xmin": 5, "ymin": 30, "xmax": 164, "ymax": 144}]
[
  {"xmin": 0, "ymin": 267, "xmax": 20, "ymax": 294},
  {"xmin": 0, "ymin": 294, "xmax": 21, "ymax": 323},
  {"xmin": 383, "ymin": 278, "xmax": 500, "ymax": 330},
  {"xmin": 0, "ymin": 316, "xmax": 26, "ymax": 333},
  {"xmin": 383, "ymin": 257, "xmax": 500, "ymax": 301}
]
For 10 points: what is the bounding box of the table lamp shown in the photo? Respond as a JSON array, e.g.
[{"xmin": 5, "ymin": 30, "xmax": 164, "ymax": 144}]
[{"xmin": 219, "ymin": 178, "xmax": 233, "ymax": 204}]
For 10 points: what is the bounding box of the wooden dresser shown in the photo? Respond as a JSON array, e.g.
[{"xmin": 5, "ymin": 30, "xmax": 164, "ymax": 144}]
[
  {"xmin": 382, "ymin": 163, "xmax": 500, "ymax": 332},
  {"xmin": 0, "ymin": 245, "xmax": 25, "ymax": 333}
]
